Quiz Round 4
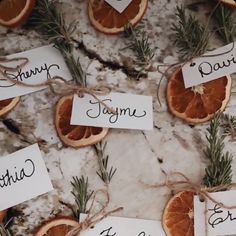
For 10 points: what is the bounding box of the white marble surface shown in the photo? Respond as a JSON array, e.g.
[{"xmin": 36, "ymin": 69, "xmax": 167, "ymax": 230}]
[{"xmin": 0, "ymin": 0, "xmax": 236, "ymax": 235}]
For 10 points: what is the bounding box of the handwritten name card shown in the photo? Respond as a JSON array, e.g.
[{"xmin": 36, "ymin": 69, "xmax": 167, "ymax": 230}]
[
  {"xmin": 0, "ymin": 144, "xmax": 53, "ymax": 211},
  {"xmin": 71, "ymin": 93, "xmax": 153, "ymax": 130},
  {"xmin": 105, "ymin": 0, "xmax": 133, "ymax": 13},
  {"xmin": 194, "ymin": 190, "xmax": 236, "ymax": 236},
  {"xmin": 80, "ymin": 214, "xmax": 165, "ymax": 236},
  {"xmin": 0, "ymin": 45, "xmax": 72, "ymax": 100},
  {"xmin": 182, "ymin": 42, "xmax": 236, "ymax": 88}
]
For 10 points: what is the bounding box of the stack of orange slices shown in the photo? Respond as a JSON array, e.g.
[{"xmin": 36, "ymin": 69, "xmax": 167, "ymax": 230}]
[
  {"xmin": 166, "ymin": 69, "xmax": 231, "ymax": 124},
  {"xmin": 163, "ymin": 191, "xmax": 195, "ymax": 236},
  {"xmin": 88, "ymin": 0, "xmax": 148, "ymax": 34},
  {"xmin": 0, "ymin": 0, "xmax": 35, "ymax": 27},
  {"xmin": 55, "ymin": 95, "xmax": 108, "ymax": 148}
]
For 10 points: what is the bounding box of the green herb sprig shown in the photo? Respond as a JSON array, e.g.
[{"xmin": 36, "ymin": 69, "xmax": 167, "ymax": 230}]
[
  {"xmin": 123, "ymin": 23, "xmax": 154, "ymax": 66},
  {"xmin": 220, "ymin": 113, "xmax": 236, "ymax": 141},
  {"xmin": 0, "ymin": 224, "xmax": 11, "ymax": 236},
  {"xmin": 94, "ymin": 142, "xmax": 117, "ymax": 185},
  {"xmin": 203, "ymin": 113, "xmax": 233, "ymax": 188},
  {"xmin": 172, "ymin": 6, "xmax": 209, "ymax": 60},
  {"xmin": 70, "ymin": 176, "xmax": 93, "ymax": 218}
]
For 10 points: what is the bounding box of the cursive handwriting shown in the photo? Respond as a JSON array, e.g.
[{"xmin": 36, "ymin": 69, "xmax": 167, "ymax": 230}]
[
  {"xmin": 198, "ymin": 54, "xmax": 236, "ymax": 78},
  {"xmin": 208, "ymin": 204, "xmax": 236, "ymax": 228},
  {"xmin": 86, "ymin": 99, "xmax": 147, "ymax": 123},
  {"xmin": 0, "ymin": 159, "xmax": 35, "ymax": 188},
  {"xmin": 100, "ymin": 227, "xmax": 150, "ymax": 236},
  {"xmin": 0, "ymin": 63, "xmax": 60, "ymax": 88}
]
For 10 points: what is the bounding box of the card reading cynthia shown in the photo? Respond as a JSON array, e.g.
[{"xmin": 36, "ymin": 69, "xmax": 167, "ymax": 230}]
[
  {"xmin": 0, "ymin": 144, "xmax": 53, "ymax": 211},
  {"xmin": 71, "ymin": 93, "xmax": 153, "ymax": 130},
  {"xmin": 80, "ymin": 214, "xmax": 165, "ymax": 236},
  {"xmin": 105, "ymin": 0, "xmax": 133, "ymax": 13},
  {"xmin": 194, "ymin": 190, "xmax": 236, "ymax": 236},
  {"xmin": 182, "ymin": 42, "xmax": 236, "ymax": 88},
  {"xmin": 0, "ymin": 45, "xmax": 72, "ymax": 100}
]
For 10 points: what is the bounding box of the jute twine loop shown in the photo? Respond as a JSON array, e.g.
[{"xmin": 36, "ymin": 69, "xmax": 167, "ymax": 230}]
[
  {"xmin": 0, "ymin": 57, "xmax": 116, "ymax": 114},
  {"xmin": 144, "ymin": 172, "xmax": 236, "ymax": 236},
  {"xmin": 66, "ymin": 189, "xmax": 123, "ymax": 236}
]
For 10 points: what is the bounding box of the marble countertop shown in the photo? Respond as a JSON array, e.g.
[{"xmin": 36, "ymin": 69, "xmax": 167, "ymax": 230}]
[{"xmin": 0, "ymin": 0, "xmax": 236, "ymax": 235}]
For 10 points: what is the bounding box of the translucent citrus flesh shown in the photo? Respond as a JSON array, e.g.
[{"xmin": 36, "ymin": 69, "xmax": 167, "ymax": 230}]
[
  {"xmin": 167, "ymin": 69, "xmax": 230, "ymax": 121},
  {"xmin": 0, "ymin": 0, "xmax": 27, "ymax": 21},
  {"xmin": 41, "ymin": 224, "xmax": 74, "ymax": 236},
  {"xmin": 163, "ymin": 191, "xmax": 194, "ymax": 236},
  {"xmin": 0, "ymin": 99, "xmax": 12, "ymax": 109}
]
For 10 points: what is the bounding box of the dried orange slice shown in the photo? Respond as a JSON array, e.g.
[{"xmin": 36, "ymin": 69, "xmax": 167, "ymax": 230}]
[
  {"xmin": 163, "ymin": 191, "xmax": 195, "ymax": 236},
  {"xmin": 0, "ymin": 210, "xmax": 7, "ymax": 222},
  {"xmin": 0, "ymin": 97, "xmax": 20, "ymax": 117},
  {"xmin": 220, "ymin": 0, "xmax": 236, "ymax": 9},
  {"xmin": 88, "ymin": 0, "xmax": 148, "ymax": 34},
  {"xmin": 0, "ymin": 0, "xmax": 36, "ymax": 27},
  {"xmin": 55, "ymin": 95, "xmax": 108, "ymax": 148},
  {"xmin": 166, "ymin": 69, "xmax": 231, "ymax": 124},
  {"xmin": 34, "ymin": 216, "xmax": 80, "ymax": 236}
]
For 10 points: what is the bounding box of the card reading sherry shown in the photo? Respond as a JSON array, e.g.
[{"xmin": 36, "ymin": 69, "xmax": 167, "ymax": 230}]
[
  {"xmin": 0, "ymin": 144, "xmax": 53, "ymax": 211},
  {"xmin": 182, "ymin": 42, "xmax": 236, "ymax": 88},
  {"xmin": 105, "ymin": 0, "xmax": 133, "ymax": 13},
  {"xmin": 71, "ymin": 92, "xmax": 153, "ymax": 130},
  {"xmin": 0, "ymin": 45, "xmax": 72, "ymax": 100}
]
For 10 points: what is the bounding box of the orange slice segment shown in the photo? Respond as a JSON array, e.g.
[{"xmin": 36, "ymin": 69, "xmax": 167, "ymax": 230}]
[
  {"xmin": 55, "ymin": 95, "xmax": 108, "ymax": 148},
  {"xmin": 220, "ymin": 0, "xmax": 236, "ymax": 9},
  {"xmin": 166, "ymin": 69, "xmax": 231, "ymax": 124},
  {"xmin": 0, "ymin": 210, "xmax": 7, "ymax": 222},
  {"xmin": 0, "ymin": 97, "xmax": 20, "ymax": 117},
  {"xmin": 163, "ymin": 191, "xmax": 195, "ymax": 236},
  {"xmin": 0, "ymin": 0, "xmax": 36, "ymax": 27},
  {"xmin": 88, "ymin": 0, "xmax": 148, "ymax": 34},
  {"xmin": 34, "ymin": 216, "xmax": 80, "ymax": 236}
]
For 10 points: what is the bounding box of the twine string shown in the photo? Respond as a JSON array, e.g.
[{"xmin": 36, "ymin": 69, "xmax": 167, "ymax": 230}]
[
  {"xmin": 0, "ymin": 57, "xmax": 117, "ymax": 114},
  {"xmin": 66, "ymin": 189, "xmax": 123, "ymax": 236}
]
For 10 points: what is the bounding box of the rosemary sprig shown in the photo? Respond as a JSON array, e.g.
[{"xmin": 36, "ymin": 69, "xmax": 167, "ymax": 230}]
[
  {"xmin": 94, "ymin": 142, "xmax": 117, "ymax": 185},
  {"xmin": 71, "ymin": 176, "xmax": 93, "ymax": 218},
  {"xmin": 213, "ymin": 4, "xmax": 235, "ymax": 44},
  {"xmin": 220, "ymin": 113, "xmax": 236, "ymax": 141},
  {"xmin": 31, "ymin": 0, "xmax": 86, "ymax": 86},
  {"xmin": 172, "ymin": 6, "xmax": 209, "ymax": 60},
  {"xmin": 123, "ymin": 23, "xmax": 154, "ymax": 66},
  {"xmin": 0, "ymin": 224, "xmax": 11, "ymax": 236},
  {"xmin": 203, "ymin": 113, "xmax": 233, "ymax": 188}
]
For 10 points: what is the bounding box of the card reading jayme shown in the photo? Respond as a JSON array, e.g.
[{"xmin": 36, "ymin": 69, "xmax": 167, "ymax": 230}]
[
  {"xmin": 0, "ymin": 144, "xmax": 53, "ymax": 211},
  {"xmin": 71, "ymin": 92, "xmax": 153, "ymax": 130},
  {"xmin": 0, "ymin": 45, "xmax": 72, "ymax": 100}
]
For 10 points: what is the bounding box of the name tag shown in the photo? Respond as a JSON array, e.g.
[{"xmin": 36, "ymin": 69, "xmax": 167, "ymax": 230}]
[
  {"xmin": 105, "ymin": 0, "xmax": 133, "ymax": 13},
  {"xmin": 0, "ymin": 45, "xmax": 72, "ymax": 100},
  {"xmin": 0, "ymin": 144, "xmax": 53, "ymax": 211},
  {"xmin": 80, "ymin": 214, "xmax": 165, "ymax": 236},
  {"xmin": 194, "ymin": 190, "xmax": 236, "ymax": 236},
  {"xmin": 182, "ymin": 42, "xmax": 236, "ymax": 88},
  {"xmin": 71, "ymin": 92, "xmax": 153, "ymax": 130}
]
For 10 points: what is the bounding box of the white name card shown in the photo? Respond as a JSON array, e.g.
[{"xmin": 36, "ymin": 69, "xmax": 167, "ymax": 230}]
[
  {"xmin": 194, "ymin": 190, "xmax": 236, "ymax": 236},
  {"xmin": 105, "ymin": 0, "xmax": 133, "ymax": 13},
  {"xmin": 0, "ymin": 45, "xmax": 72, "ymax": 100},
  {"xmin": 0, "ymin": 144, "xmax": 53, "ymax": 211},
  {"xmin": 80, "ymin": 214, "xmax": 165, "ymax": 236},
  {"xmin": 182, "ymin": 42, "xmax": 236, "ymax": 88},
  {"xmin": 71, "ymin": 93, "xmax": 153, "ymax": 130}
]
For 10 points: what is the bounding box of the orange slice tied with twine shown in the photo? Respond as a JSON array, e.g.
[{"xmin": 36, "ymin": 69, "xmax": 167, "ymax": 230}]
[
  {"xmin": 0, "ymin": 97, "xmax": 20, "ymax": 117},
  {"xmin": 88, "ymin": 0, "xmax": 148, "ymax": 34},
  {"xmin": 220, "ymin": 0, "xmax": 236, "ymax": 9},
  {"xmin": 0, "ymin": 0, "xmax": 35, "ymax": 27},
  {"xmin": 163, "ymin": 191, "xmax": 195, "ymax": 236},
  {"xmin": 167, "ymin": 69, "xmax": 231, "ymax": 124},
  {"xmin": 34, "ymin": 216, "xmax": 80, "ymax": 236},
  {"xmin": 55, "ymin": 95, "xmax": 108, "ymax": 148}
]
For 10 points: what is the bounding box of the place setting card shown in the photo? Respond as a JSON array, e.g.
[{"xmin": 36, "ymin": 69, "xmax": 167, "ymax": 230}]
[
  {"xmin": 71, "ymin": 92, "xmax": 153, "ymax": 130},
  {"xmin": 0, "ymin": 144, "xmax": 53, "ymax": 211},
  {"xmin": 105, "ymin": 0, "xmax": 133, "ymax": 13},
  {"xmin": 0, "ymin": 45, "xmax": 72, "ymax": 100},
  {"xmin": 80, "ymin": 214, "xmax": 166, "ymax": 236},
  {"xmin": 194, "ymin": 190, "xmax": 236, "ymax": 236},
  {"xmin": 182, "ymin": 42, "xmax": 236, "ymax": 88}
]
